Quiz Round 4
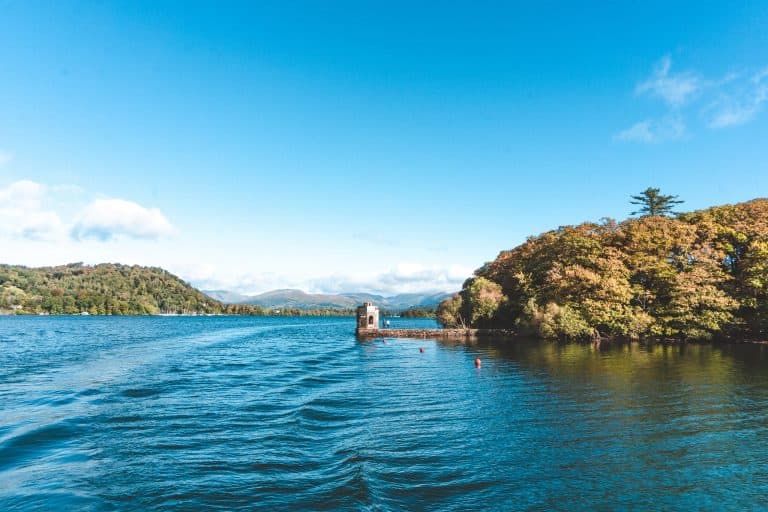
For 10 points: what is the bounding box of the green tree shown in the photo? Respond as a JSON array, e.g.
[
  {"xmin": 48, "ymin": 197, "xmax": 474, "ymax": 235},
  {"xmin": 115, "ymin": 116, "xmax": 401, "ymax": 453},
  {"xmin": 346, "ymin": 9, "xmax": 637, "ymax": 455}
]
[
  {"xmin": 630, "ymin": 187, "xmax": 684, "ymax": 217},
  {"xmin": 436, "ymin": 294, "xmax": 467, "ymax": 328},
  {"xmin": 462, "ymin": 277, "xmax": 506, "ymax": 327},
  {"xmin": 400, "ymin": 307, "xmax": 435, "ymax": 318},
  {"xmin": 522, "ymin": 300, "xmax": 595, "ymax": 340}
]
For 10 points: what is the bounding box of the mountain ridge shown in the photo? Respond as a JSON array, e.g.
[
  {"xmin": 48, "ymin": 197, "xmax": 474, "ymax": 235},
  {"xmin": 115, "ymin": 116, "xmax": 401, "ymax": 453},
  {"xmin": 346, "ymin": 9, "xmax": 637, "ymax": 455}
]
[{"xmin": 203, "ymin": 288, "xmax": 456, "ymax": 311}]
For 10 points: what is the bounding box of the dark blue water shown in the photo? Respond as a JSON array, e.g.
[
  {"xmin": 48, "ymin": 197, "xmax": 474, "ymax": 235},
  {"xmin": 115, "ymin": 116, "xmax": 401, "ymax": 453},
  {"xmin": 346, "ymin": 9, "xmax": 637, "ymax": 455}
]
[{"xmin": 2, "ymin": 316, "xmax": 768, "ymax": 511}]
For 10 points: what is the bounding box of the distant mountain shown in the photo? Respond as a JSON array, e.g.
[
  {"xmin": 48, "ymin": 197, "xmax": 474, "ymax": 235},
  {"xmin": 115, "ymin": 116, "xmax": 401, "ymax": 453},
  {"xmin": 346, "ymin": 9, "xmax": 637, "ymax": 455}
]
[
  {"xmin": 382, "ymin": 292, "xmax": 457, "ymax": 311},
  {"xmin": 244, "ymin": 289, "xmax": 360, "ymax": 309},
  {"xmin": 204, "ymin": 290, "xmax": 255, "ymax": 304},
  {"xmin": 203, "ymin": 288, "xmax": 456, "ymax": 312}
]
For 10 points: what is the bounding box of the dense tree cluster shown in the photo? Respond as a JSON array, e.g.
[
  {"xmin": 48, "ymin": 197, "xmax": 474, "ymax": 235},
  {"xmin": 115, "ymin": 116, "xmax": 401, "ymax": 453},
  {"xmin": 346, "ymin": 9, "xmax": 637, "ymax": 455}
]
[
  {"xmin": 221, "ymin": 304, "xmax": 356, "ymax": 316},
  {"xmin": 437, "ymin": 198, "xmax": 768, "ymax": 341},
  {"xmin": 0, "ymin": 263, "xmax": 364, "ymax": 317},
  {"xmin": 220, "ymin": 303, "xmax": 269, "ymax": 316},
  {"xmin": 0, "ymin": 263, "xmax": 223, "ymax": 315},
  {"xmin": 399, "ymin": 307, "xmax": 436, "ymax": 318}
]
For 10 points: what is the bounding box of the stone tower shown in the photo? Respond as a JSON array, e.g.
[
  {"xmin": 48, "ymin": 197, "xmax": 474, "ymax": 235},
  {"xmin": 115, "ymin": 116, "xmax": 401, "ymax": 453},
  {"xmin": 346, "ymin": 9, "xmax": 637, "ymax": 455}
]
[{"xmin": 356, "ymin": 302, "xmax": 380, "ymax": 331}]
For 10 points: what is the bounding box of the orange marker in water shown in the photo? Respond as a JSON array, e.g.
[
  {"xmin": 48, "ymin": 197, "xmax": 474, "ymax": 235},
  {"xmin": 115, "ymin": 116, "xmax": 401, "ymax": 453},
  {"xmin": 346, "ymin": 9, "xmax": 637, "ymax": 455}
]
[{"xmin": 475, "ymin": 358, "xmax": 482, "ymax": 368}]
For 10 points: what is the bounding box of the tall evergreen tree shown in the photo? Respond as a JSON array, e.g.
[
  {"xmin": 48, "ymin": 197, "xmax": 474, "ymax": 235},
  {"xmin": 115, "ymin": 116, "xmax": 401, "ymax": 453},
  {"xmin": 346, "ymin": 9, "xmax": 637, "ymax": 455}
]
[{"xmin": 630, "ymin": 187, "xmax": 684, "ymax": 217}]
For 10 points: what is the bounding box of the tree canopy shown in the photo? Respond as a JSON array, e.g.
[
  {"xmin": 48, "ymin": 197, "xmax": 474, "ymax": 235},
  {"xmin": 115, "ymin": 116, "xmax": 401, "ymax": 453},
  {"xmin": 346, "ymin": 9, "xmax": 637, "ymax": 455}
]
[
  {"xmin": 437, "ymin": 198, "xmax": 768, "ymax": 341},
  {"xmin": 0, "ymin": 263, "xmax": 221, "ymax": 315}
]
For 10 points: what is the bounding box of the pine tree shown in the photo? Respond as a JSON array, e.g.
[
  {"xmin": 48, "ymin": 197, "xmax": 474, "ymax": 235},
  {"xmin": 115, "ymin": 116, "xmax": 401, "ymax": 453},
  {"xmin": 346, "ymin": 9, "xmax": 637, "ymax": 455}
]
[{"xmin": 630, "ymin": 187, "xmax": 684, "ymax": 217}]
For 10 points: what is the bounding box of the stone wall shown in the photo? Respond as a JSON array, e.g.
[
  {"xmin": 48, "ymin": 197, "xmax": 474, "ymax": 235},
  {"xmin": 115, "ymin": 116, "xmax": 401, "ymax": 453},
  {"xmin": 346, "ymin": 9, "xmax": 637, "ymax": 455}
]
[{"xmin": 355, "ymin": 328, "xmax": 517, "ymax": 339}]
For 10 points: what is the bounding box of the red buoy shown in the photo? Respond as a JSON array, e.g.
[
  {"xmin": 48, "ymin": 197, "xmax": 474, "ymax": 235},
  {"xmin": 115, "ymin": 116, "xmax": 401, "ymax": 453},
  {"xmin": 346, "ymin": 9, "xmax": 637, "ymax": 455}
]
[
  {"xmin": 419, "ymin": 347, "xmax": 425, "ymax": 353},
  {"xmin": 474, "ymin": 358, "xmax": 482, "ymax": 368}
]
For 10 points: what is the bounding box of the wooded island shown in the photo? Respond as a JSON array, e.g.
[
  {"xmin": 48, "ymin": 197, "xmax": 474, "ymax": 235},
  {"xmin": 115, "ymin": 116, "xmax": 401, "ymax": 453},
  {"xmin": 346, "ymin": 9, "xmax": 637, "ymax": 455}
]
[{"xmin": 437, "ymin": 191, "xmax": 768, "ymax": 342}]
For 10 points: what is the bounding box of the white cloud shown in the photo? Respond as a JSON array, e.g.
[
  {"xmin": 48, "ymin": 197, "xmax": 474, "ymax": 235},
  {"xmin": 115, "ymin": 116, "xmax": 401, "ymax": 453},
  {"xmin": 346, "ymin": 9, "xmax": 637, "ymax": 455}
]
[
  {"xmin": 0, "ymin": 180, "xmax": 43, "ymax": 209},
  {"xmin": 614, "ymin": 116, "xmax": 685, "ymax": 143},
  {"xmin": 1, "ymin": 177, "xmax": 175, "ymax": 245},
  {"xmin": 183, "ymin": 262, "xmax": 473, "ymax": 296},
  {"xmin": 0, "ymin": 181, "xmax": 166, "ymax": 243},
  {"xmin": 373, "ymin": 262, "xmax": 472, "ymax": 293},
  {"xmin": 180, "ymin": 265, "xmax": 305, "ymax": 294},
  {"xmin": 636, "ymin": 56, "xmax": 701, "ymax": 106},
  {"xmin": 0, "ymin": 180, "xmax": 66, "ymax": 241},
  {"xmin": 71, "ymin": 198, "xmax": 175, "ymax": 241},
  {"xmin": 52, "ymin": 183, "xmax": 85, "ymax": 195},
  {"xmin": 308, "ymin": 263, "xmax": 472, "ymax": 295}
]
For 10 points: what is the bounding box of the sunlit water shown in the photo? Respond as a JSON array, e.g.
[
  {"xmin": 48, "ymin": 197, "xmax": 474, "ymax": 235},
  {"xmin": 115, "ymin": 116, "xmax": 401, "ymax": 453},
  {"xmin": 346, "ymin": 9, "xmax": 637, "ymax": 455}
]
[{"xmin": 2, "ymin": 316, "xmax": 768, "ymax": 511}]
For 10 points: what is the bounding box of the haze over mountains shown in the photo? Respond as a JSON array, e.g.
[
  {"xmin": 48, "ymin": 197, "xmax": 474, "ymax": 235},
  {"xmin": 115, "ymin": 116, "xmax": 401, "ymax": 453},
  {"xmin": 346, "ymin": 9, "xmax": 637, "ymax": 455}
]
[{"xmin": 204, "ymin": 289, "xmax": 455, "ymax": 311}]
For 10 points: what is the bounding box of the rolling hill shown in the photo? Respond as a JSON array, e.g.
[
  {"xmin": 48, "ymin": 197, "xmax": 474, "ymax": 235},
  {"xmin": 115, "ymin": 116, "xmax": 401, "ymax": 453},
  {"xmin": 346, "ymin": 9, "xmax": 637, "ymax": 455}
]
[
  {"xmin": 0, "ymin": 263, "xmax": 220, "ymax": 315},
  {"xmin": 204, "ymin": 288, "xmax": 455, "ymax": 312}
]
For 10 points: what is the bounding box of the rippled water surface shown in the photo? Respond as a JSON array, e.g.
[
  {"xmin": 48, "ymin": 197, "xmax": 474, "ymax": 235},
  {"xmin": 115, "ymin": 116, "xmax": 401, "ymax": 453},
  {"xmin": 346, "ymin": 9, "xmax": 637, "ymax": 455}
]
[{"xmin": 2, "ymin": 316, "xmax": 768, "ymax": 511}]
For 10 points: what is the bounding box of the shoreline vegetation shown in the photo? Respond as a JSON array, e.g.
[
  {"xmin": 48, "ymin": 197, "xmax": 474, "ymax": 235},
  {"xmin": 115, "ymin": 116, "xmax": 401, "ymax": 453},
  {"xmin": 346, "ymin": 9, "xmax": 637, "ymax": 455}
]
[{"xmin": 437, "ymin": 191, "xmax": 768, "ymax": 343}]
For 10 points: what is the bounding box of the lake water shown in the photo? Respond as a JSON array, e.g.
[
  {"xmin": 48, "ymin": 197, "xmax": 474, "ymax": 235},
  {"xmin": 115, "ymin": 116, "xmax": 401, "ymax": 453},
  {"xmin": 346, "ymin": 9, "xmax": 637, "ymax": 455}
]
[{"xmin": 2, "ymin": 316, "xmax": 768, "ymax": 511}]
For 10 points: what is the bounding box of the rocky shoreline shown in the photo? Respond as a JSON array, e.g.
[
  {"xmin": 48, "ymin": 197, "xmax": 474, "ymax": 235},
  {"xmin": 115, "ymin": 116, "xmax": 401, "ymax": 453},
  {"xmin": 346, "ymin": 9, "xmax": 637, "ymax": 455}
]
[
  {"xmin": 355, "ymin": 328, "xmax": 768, "ymax": 344},
  {"xmin": 355, "ymin": 328, "xmax": 517, "ymax": 340}
]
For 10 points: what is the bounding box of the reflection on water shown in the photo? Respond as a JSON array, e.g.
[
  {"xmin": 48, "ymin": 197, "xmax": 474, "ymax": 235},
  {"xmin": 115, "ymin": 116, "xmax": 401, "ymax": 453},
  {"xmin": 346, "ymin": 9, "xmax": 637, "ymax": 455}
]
[
  {"xmin": 481, "ymin": 338, "xmax": 768, "ymax": 386},
  {"xmin": 1, "ymin": 317, "xmax": 767, "ymax": 511}
]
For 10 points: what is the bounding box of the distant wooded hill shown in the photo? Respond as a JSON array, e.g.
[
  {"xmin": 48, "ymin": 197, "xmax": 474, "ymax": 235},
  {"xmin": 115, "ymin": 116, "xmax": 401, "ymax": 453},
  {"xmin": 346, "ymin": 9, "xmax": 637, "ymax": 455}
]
[
  {"xmin": 0, "ymin": 262, "xmax": 454, "ymax": 316},
  {"xmin": 203, "ymin": 288, "xmax": 454, "ymax": 312},
  {"xmin": 0, "ymin": 263, "xmax": 221, "ymax": 315}
]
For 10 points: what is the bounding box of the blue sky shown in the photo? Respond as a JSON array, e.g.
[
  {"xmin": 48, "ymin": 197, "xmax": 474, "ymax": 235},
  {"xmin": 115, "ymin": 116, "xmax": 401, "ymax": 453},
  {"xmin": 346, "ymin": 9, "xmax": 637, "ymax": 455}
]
[{"xmin": 1, "ymin": 1, "xmax": 767, "ymax": 294}]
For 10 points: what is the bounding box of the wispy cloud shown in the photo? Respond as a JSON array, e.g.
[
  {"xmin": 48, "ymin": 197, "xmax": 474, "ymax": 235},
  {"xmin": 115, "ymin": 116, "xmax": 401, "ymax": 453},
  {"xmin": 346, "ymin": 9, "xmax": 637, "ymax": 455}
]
[
  {"xmin": 311, "ymin": 263, "xmax": 472, "ymax": 295},
  {"xmin": 52, "ymin": 183, "xmax": 86, "ymax": 195},
  {"xmin": 0, "ymin": 150, "xmax": 12, "ymax": 167},
  {"xmin": 186, "ymin": 262, "xmax": 473, "ymax": 296},
  {"xmin": 636, "ymin": 56, "xmax": 701, "ymax": 107},
  {"xmin": 0, "ymin": 180, "xmax": 66, "ymax": 241},
  {"xmin": 705, "ymin": 67, "xmax": 768, "ymax": 128},
  {"xmin": 617, "ymin": 57, "xmax": 768, "ymax": 143},
  {"xmin": 614, "ymin": 116, "xmax": 685, "ymax": 143},
  {"xmin": 71, "ymin": 198, "xmax": 175, "ymax": 241}
]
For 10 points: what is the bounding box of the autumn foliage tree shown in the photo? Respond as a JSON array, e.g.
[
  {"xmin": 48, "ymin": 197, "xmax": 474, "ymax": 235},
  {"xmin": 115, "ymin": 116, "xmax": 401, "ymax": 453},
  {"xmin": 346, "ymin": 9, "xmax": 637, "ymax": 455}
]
[
  {"xmin": 437, "ymin": 198, "xmax": 768, "ymax": 341},
  {"xmin": 436, "ymin": 294, "xmax": 466, "ymax": 328}
]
